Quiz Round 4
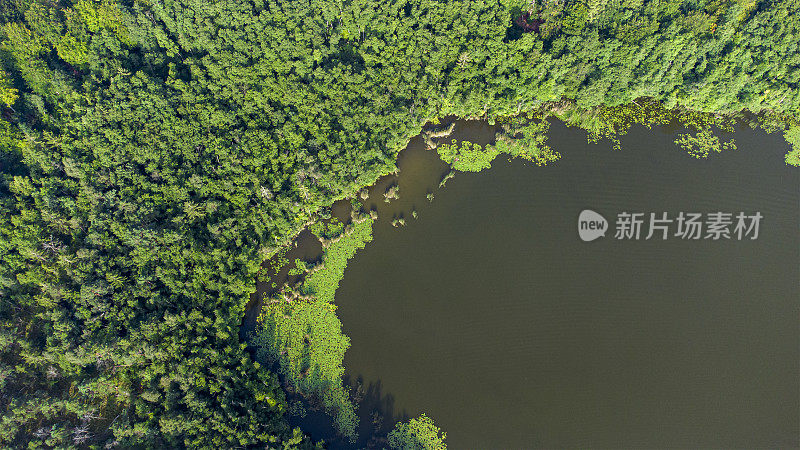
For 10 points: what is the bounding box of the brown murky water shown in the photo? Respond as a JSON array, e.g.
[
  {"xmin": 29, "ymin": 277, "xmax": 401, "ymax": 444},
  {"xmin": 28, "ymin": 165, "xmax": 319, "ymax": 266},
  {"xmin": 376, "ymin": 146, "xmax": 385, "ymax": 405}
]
[{"xmin": 248, "ymin": 120, "xmax": 800, "ymax": 448}]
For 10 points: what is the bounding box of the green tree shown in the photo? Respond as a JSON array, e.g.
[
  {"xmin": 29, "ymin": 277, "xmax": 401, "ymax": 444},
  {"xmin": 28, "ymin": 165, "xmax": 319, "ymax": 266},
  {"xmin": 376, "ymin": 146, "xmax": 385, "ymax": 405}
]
[
  {"xmin": 0, "ymin": 69, "xmax": 17, "ymax": 107},
  {"xmin": 388, "ymin": 414, "xmax": 447, "ymax": 450},
  {"xmin": 0, "ymin": 0, "xmax": 796, "ymax": 446}
]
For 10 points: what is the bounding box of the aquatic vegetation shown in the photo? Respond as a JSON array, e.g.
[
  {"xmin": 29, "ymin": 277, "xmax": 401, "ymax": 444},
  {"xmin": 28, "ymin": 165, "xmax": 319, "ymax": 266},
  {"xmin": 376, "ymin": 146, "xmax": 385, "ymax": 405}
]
[
  {"xmin": 492, "ymin": 112, "xmax": 560, "ymax": 165},
  {"xmin": 494, "ymin": 101, "xmax": 745, "ymax": 162},
  {"xmin": 439, "ymin": 170, "xmax": 456, "ymax": 188},
  {"xmin": 259, "ymin": 247, "xmax": 290, "ymax": 282},
  {"xmin": 556, "ymin": 99, "xmax": 673, "ymax": 151},
  {"xmin": 303, "ymin": 217, "xmax": 375, "ymax": 305},
  {"xmin": 437, "ymin": 140, "xmax": 500, "ymax": 172},
  {"xmin": 385, "ymin": 184, "xmax": 401, "ymax": 203},
  {"xmin": 784, "ymin": 126, "xmax": 800, "ymax": 166},
  {"xmin": 388, "ymin": 414, "xmax": 447, "ymax": 450},
  {"xmin": 310, "ymin": 217, "xmax": 346, "ymax": 241},
  {"xmin": 0, "ymin": 0, "xmax": 797, "ymax": 446},
  {"xmin": 423, "ymin": 122, "xmax": 456, "ymax": 149},
  {"xmin": 287, "ymin": 259, "xmax": 309, "ymax": 276},
  {"xmin": 438, "ymin": 115, "xmax": 561, "ymax": 171},
  {"xmin": 555, "ymin": 99, "xmax": 743, "ymax": 156},
  {"xmin": 675, "ymin": 128, "xmax": 737, "ymax": 158},
  {"xmin": 253, "ymin": 216, "xmax": 375, "ymax": 439}
]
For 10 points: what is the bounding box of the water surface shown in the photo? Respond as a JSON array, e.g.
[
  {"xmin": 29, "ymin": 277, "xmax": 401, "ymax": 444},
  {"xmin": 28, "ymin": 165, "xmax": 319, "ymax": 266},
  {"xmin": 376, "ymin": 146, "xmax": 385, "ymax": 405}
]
[{"xmin": 333, "ymin": 121, "xmax": 799, "ymax": 448}]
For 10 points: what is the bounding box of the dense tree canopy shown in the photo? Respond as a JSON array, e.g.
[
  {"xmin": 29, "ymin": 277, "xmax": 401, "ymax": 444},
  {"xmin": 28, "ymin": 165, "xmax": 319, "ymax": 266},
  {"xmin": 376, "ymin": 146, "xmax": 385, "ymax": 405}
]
[{"xmin": 0, "ymin": 0, "xmax": 796, "ymax": 446}]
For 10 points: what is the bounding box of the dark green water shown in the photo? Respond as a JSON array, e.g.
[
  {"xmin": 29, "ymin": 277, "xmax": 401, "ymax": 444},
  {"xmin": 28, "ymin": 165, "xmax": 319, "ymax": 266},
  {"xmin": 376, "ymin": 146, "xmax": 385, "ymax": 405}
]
[{"xmin": 330, "ymin": 121, "xmax": 799, "ymax": 448}]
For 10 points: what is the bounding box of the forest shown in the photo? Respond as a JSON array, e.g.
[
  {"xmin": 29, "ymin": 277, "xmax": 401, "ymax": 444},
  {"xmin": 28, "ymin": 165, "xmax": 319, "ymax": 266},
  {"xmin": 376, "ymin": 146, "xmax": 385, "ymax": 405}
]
[{"xmin": 0, "ymin": 0, "xmax": 797, "ymax": 447}]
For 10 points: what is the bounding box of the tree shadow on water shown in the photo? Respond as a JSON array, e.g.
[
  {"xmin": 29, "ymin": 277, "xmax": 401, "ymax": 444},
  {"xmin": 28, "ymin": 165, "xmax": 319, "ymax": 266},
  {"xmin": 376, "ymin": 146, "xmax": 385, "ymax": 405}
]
[
  {"xmin": 348, "ymin": 376, "xmax": 413, "ymax": 449},
  {"xmin": 289, "ymin": 376, "xmax": 410, "ymax": 449}
]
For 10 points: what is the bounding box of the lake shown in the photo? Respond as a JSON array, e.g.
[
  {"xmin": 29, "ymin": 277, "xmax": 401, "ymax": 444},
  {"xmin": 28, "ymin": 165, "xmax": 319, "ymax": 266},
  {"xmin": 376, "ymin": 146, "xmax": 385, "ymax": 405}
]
[
  {"xmin": 246, "ymin": 118, "xmax": 799, "ymax": 448},
  {"xmin": 331, "ymin": 119, "xmax": 799, "ymax": 448}
]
